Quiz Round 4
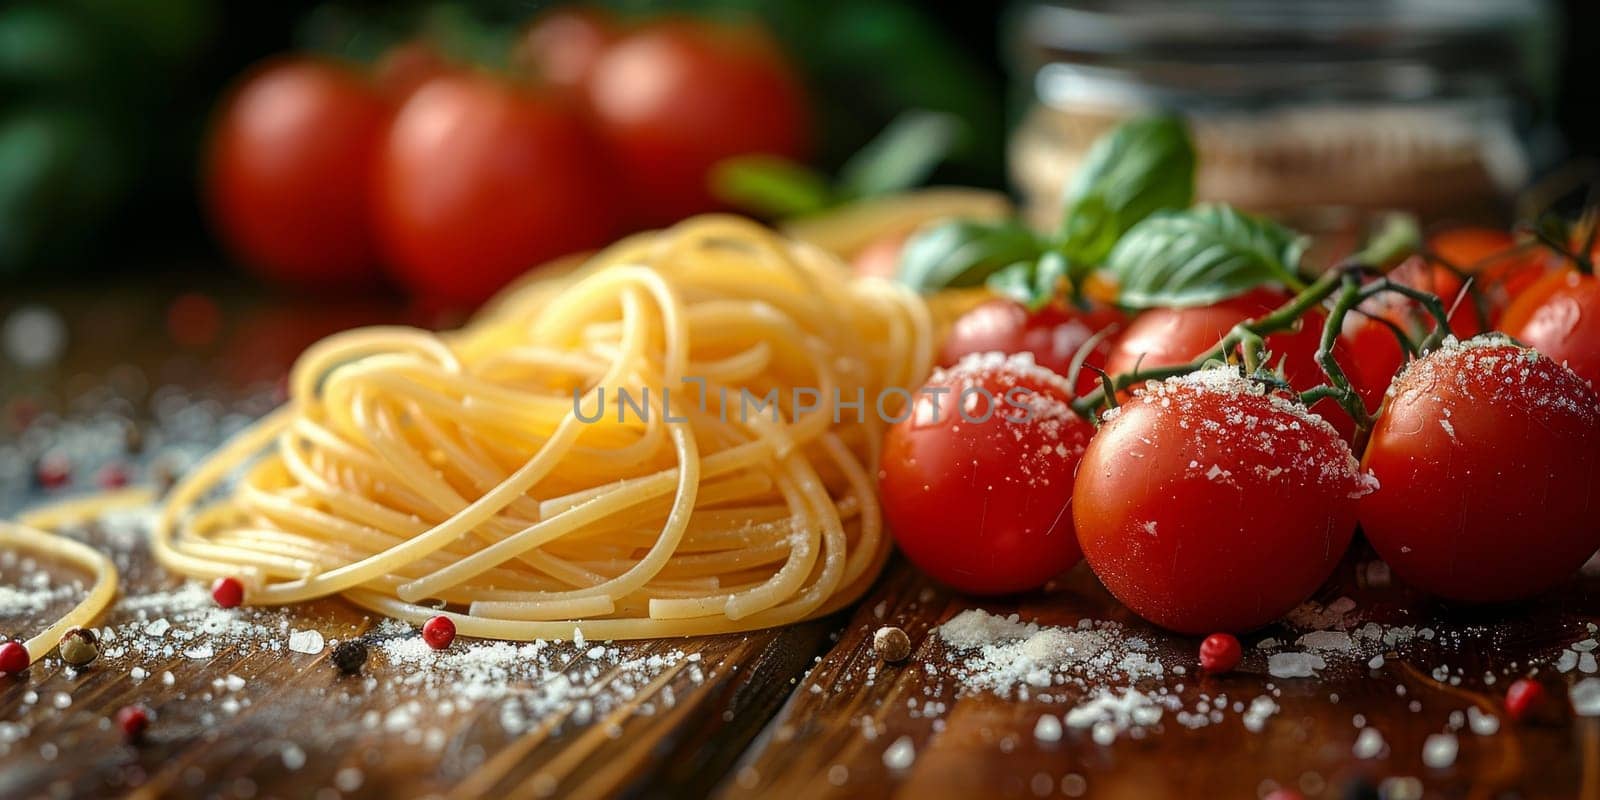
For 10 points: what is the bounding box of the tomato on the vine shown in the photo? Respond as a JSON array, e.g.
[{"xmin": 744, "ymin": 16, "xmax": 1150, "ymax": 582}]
[
  {"xmin": 374, "ymin": 74, "xmax": 617, "ymax": 305},
  {"xmin": 1500, "ymin": 270, "xmax": 1600, "ymax": 390},
  {"xmin": 1104, "ymin": 288, "xmax": 1358, "ymax": 437},
  {"xmin": 587, "ymin": 19, "xmax": 810, "ymax": 227},
  {"xmin": 879, "ymin": 353, "xmax": 1095, "ymax": 595},
  {"xmin": 1360, "ymin": 337, "xmax": 1600, "ymax": 603},
  {"xmin": 939, "ymin": 298, "xmax": 1125, "ymax": 396},
  {"xmin": 207, "ymin": 58, "xmax": 389, "ymax": 288},
  {"xmin": 1073, "ymin": 368, "xmax": 1370, "ymax": 633},
  {"xmin": 1341, "ymin": 255, "xmax": 1484, "ymax": 412}
]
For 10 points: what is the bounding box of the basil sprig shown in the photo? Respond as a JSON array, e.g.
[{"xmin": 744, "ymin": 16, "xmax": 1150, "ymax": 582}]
[
  {"xmin": 1106, "ymin": 204, "xmax": 1309, "ymax": 309},
  {"xmin": 895, "ymin": 115, "xmax": 1194, "ymax": 308},
  {"xmin": 714, "ymin": 110, "xmax": 963, "ymax": 219},
  {"xmin": 895, "ymin": 218, "xmax": 1044, "ymax": 292},
  {"xmin": 1053, "ymin": 115, "xmax": 1195, "ymax": 275}
]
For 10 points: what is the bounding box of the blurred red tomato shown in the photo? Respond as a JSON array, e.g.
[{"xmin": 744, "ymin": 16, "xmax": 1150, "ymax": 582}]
[
  {"xmin": 587, "ymin": 19, "xmax": 810, "ymax": 227},
  {"xmin": 1429, "ymin": 227, "xmax": 1550, "ymax": 323},
  {"xmin": 515, "ymin": 7, "xmax": 619, "ymax": 92},
  {"xmin": 207, "ymin": 58, "xmax": 388, "ymax": 288},
  {"xmin": 1501, "ymin": 269, "xmax": 1600, "ymax": 389},
  {"xmin": 374, "ymin": 74, "xmax": 617, "ymax": 305},
  {"xmin": 1429, "ymin": 227, "xmax": 1513, "ymax": 270},
  {"xmin": 374, "ymin": 40, "xmax": 453, "ymax": 100},
  {"xmin": 850, "ymin": 230, "xmax": 911, "ymax": 281}
]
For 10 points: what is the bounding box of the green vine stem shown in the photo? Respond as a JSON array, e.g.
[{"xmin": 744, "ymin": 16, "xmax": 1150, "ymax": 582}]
[
  {"xmin": 1069, "ymin": 261, "xmax": 1458, "ymax": 440},
  {"xmin": 1527, "ymin": 218, "xmax": 1596, "ymax": 276},
  {"xmin": 1068, "ymin": 268, "xmax": 1346, "ymax": 419}
]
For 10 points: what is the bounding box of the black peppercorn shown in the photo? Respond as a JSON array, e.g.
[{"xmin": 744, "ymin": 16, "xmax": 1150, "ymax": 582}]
[{"xmin": 331, "ymin": 640, "xmax": 368, "ymax": 675}]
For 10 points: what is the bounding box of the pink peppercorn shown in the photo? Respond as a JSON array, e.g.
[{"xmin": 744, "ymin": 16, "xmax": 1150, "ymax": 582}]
[
  {"xmin": 116, "ymin": 705, "xmax": 150, "ymax": 740},
  {"xmin": 1505, "ymin": 678, "xmax": 1549, "ymax": 723},
  {"xmin": 211, "ymin": 576, "xmax": 244, "ymax": 608},
  {"xmin": 422, "ymin": 615, "xmax": 456, "ymax": 650},
  {"xmin": 1199, "ymin": 632, "xmax": 1242, "ymax": 673},
  {"xmin": 0, "ymin": 641, "xmax": 29, "ymax": 675}
]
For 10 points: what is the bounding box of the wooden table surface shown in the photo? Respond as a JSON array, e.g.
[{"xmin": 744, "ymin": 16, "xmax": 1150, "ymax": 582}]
[{"xmin": 3, "ymin": 284, "xmax": 1599, "ymax": 800}]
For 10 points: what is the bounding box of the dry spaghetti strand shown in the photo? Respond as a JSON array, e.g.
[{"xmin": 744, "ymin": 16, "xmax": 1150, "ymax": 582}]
[{"xmin": 152, "ymin": 215, "xmax": 938, "ymax": 640}]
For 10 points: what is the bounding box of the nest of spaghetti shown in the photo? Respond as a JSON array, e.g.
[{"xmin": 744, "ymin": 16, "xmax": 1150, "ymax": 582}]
[{"xmin": 153, "ymin": 216, "xmax": 937, "ymax": 640}]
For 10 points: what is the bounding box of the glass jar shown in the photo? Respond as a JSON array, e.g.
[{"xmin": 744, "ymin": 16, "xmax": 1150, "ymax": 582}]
[{"xmin": 1006, "ymin": 0, "xmax": 1558, "ymax": 240}]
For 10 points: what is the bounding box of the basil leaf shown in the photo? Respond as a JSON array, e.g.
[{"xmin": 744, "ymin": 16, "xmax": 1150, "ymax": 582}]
[
  {"xmin": 1056, "ymin": 115, "xmax": 1195, "ymax": 272},
  {"xmin": 836, "ymin": 110, "xmax": 963, "ymax": 200},
  {"xmin": 986, "ymin": 250, "xmax": 1068, "ymax": 310},
  {"xmin": 896, "ymin": 218, "xmax": 1045, "ymax": 292},
  {"xmin": 710, "ymin": 155, "xmax": 833, "ymax": 219},
  {"xmin": 1107, "ymin": 204, "xmax": 1308, "ymax": 309}
]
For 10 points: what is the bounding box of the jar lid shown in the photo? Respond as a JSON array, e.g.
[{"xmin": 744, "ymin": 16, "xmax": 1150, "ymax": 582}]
[{"xmin": 1009, "ymin": 0, "xmax": 1556, "ymax": 109}]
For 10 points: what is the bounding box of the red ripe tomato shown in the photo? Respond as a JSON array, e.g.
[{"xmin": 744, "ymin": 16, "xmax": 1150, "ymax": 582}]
[
  {"xmin": 514, "ymin": 6, "xmax": 619, "ymax": 92},
  {"xmin": 1500, "ymin": 270, "xmax": 1600, "ymax": 390},
  {"xmin": 1073, "ymin": 369, "xmax": 1370, "ymax": 633},
  {"xmin": 1360, "ymin": 338, "xmax": 1600, "ymax": 603},
  {"xmin": 587, "ymin": 19, "xmax": 810, "ymax": 227},
  {"xmin": 374, "ymin": 74, "xmax": 617, "ymax": 305},
  {"xmin": 1105, "ymin": 288, "xmax": 1357, "ymax": 438},
  {"xmin": 939, "ymin": 298, "xmax": 1125, "ymax": 396},
  {"xmin": 879, "ymin": 353, "xmax": 1095, "ymax": 595},
  {"xmin": 207, "ymin": 58, "xmax": 389, "ymax": 288}
]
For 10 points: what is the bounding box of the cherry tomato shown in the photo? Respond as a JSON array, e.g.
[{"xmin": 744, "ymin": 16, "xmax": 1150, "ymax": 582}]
[
  {"xmin": 514, "ymin": 6, "xmax": 618, "ymax": 92},
  {"xmin": 587, "ymin": 19, "xmax": 810, "ymax": 227},
  {"xmin": 1500, "ymin": 270, "xmax": 1600, "ymax": 390},
  {"xmin": 1104, "ymin": 288, "xmax": 1357, "ymax": 438},
  {"xmin": 879, "ymin": 353, "xmax": 1095, "ymax": 595},
  {"xmin": 374, "ymin": 74, "xmax": 617, "ymax": 305},
  {"xmin": 206, "ymin": 58, "xmax": 388, "ymax": 288},
  {"xmin": 1360, "ymin": 338, "xmax": 1600, "ymax": 603},
  {"xmin": 940, "ymin": 298, "xmax": 1125, "ymax": 396},
  {"xmin": 1073, "ymin": 369, "xmax": 1369, "ymax": 633}
]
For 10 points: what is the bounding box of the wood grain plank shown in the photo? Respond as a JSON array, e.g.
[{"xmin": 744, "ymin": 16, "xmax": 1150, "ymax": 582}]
[
  {"xmin": 726, "ymin": 552, "xmax": 1600, "ymax": 799},
  {"xmin": 0, "ymin": 519, "xmax": 841, "ymax": 799}
]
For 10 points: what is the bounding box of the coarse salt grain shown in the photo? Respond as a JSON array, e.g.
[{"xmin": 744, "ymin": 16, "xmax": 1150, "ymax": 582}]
[
  {"xmin": 937, "ymin": 610, "xmax": 1162, "ymax": 697},
  {"xmin": 287, "ymin": 630, "xmax": 324, "ymax": 655},
  {"xmin": 1467, "ymin": 706, "xmax": 1499, "ymax": 735},
  {"xmin": 1267, "ymin": 652, "xmax": 1326, "ymax": 679},
  {"xmin": 1353, "ymin": 727, "xmax": 1385, "ymax": 759},
  {"xmin": 1033, "ymin": 715, "xmax": 1062, "ymax": 742},
  {"xmin": 1422, "ymin": 733, "xmax": 1458, "ymax": 768},
  {"xmin": 1571, "ymin": 678, "xmax": 1600, "ymax": 715},
  {"xmin": 882, "ymin": 736, "xmax": 915, "ymax": 770}
]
